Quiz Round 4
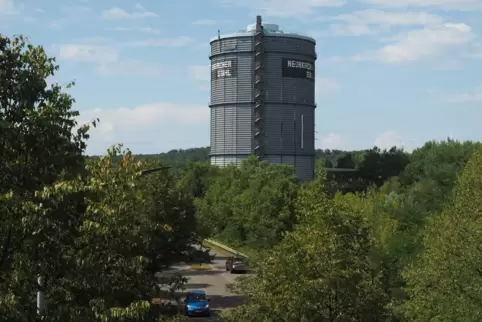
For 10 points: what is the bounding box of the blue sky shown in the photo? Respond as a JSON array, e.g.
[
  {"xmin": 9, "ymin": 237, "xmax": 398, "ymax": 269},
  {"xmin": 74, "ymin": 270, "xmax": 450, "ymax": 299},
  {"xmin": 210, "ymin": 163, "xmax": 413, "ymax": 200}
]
[{"xmin": 1, "ymin": 0, "xmax": 481, "ymax": 155}]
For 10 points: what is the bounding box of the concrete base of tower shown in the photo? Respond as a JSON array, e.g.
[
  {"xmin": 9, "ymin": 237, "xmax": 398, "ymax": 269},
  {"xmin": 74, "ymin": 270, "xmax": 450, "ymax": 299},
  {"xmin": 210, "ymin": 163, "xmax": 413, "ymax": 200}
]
[
  {"xmin": 210, "ymin": 155, "xmax": 250, "ymax": 167},
  {"xmin": 210, "ymin": 154, "xmax": 315, "ymax": 183}
]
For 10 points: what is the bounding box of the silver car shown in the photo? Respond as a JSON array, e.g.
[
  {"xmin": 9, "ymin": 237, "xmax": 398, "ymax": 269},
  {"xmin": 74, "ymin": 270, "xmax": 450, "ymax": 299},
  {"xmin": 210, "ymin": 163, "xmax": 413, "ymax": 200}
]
[{"xmin": 225, "ymin": 256, "xmax": 247, "ymax": 273}]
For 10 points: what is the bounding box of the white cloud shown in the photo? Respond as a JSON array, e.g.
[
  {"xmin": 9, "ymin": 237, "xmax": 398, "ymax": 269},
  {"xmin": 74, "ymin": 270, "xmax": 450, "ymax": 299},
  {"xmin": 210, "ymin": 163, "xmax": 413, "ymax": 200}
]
[
  {"xmin": 102, "ymin": 6, "xmax": 158, "ymax": 20},
  {"xmin": 23, "ymin": 17, "xmax": 36, "ymax": 23},
  {"xmin": 57, "ymin": 36, "xmax": 193, "ymax": 77},
  {"xmin": 122, "ymin": 36, "xmax": 194, "ymax": 48},
  {"xmin": 97, "ymin": 60, "xmax": 164, "ymax": 77},
  {"xmin": 192, "ymin": 19, "xmax": 233, "ymax": 25},
  {"xmin": 80, "ymin": 104, "xmax": 207, "ymax": 128},
  {"xmin": 354, "ymin": 22, "xmax": 474, "ymax": 63},
  {"xmin": 320, "ymin": 133, "xmax": 341, "ymax": 149},
  {"xmin": 431, "ymin": 59, "xmax": 464, "ymax": 70},
  {"xmin": 465, "ymin": 43, "xmax": 482, "ymax": 59},
  {"xmin": 325, "ymin": 9, "xmax": 444, "ymax": 36},
  {"xmin": 374, "ymin": 131, "xmax": 404, "ymax": 149},
  {"xmin": 110, "ymin": 26, "xmax": 161, "ymax": 34},
  {"xmin": 316, "ymin": 78, "xmax": 341, "ymax": 98},
  {"xmin": 361, "ymin": 0, "xmax": 482, "ymax": 11},
  {"xmin": 59, "ymin": 44, "xmax": 119, "ymax": 63},
  {"xmin": 0, "ymin": 0, "xmax": 20, "ymax": 14},
  {"xmin": 139, "ymin": 27, "xmax": 161, "ymax": 34},
  {"xmin": 190, "ymin": 66, "xmax": 210, "ymax": 91},
  {"xmin": 192, "ymin": 20, "xmax": 219, "ymax": 25},
  {"xmin": 220, "ymin": 0, "xmax": 345, "ymax": 17},
  {"xmin": 329, "ymin": 23, "xmax": 375, "ymax": 36},
  {"xmin": 111, "ymin": 26, "xmax": 130, "ymax": 31},
  {"xmin": 445, "ymin": 85, "xmax": 482, "ymax": 103},
  {"xmin": 317, "ymin": 56, "xmax": 345, "ymax": 65},
  {"xmin": 190, "ymin": 65, "xmax": 210, "ymax": 82},
  {"xmin": 77, "ymin": 103, "xmax": 209, "ymax": 155},
  {"xmin": 45, "ymin": 76, "xmax": 58, "ymax": 89},
  {"xmin": 46, "ymin": 5, "xmax": 92, "ymax": 29},
  {"xmin": 61, "ymin": 4, "xmax": 91, "ymax": 14}
]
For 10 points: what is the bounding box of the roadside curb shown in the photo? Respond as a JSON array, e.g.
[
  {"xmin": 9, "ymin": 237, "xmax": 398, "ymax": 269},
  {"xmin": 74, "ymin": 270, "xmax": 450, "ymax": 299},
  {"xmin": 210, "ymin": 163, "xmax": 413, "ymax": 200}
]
[{"xmin": 203, "ymin": 239, "xmax": 249, "ymax": 258}]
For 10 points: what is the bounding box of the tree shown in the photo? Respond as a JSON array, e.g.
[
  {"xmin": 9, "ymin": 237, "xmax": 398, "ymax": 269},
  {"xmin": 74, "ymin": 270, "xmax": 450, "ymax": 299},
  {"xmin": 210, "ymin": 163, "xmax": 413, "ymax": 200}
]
[
  {"xmin": 336, "ymin": 152, "xmax": 356, "ymax": 168},
  {"xmin": 0, "ymin": 35, "xmax": 188, "ymax": 321},
  {"xmin": 0, "ymin": 34, "xmax": 91, "ymax": 320},
  {"xmin": 139, "ymin": 158, "xmax": 208, "ymax": 272},
  {"xmin": 0, "ymin": 35, "xmax": 90, "ymax": 276},
  {"xmin": 400, "ymin": 139, "xmax": 481, "ymax": 213},
  {"xmin": 107, "ymin": 147, "xmax": 211, "ymax": 169},
  {"xmin": 400, "ymin": 147, "xmax": 482, "ymax": 321},
  {"xmin": 1, "ymin": 146, "xmax": 188, "ymax": 321},
  {"xmin": 364, "ymin": 140, "xmax": 482, "ymax": 313},
  {"xmin": 223, "ymin": 169, "xmax": 389, "ymax": 322},
  {"xmin": 176, "ymin": 161, "xmax": 218, "ymax": 199},
  {"xmin": 195, "ymin": 156, "xmax": 299, "ymax": 249},
  {"xmin": 358, "ymin": 147, "xmax": 409, "ymax": 188},
  {"xmin": 296, "ymin": 161, "xmax": 329, "ymax": 221}
]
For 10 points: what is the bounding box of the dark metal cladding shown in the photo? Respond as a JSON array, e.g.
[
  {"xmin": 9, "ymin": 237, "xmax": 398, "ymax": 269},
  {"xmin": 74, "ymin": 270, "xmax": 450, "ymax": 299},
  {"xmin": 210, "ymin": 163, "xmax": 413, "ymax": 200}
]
[
  {"xmin": 209, "ymin": 18, "xmax": 316, "ymax": 182},
  {"xmin": 210, "ymin": 37, "xmax": 254, "ymax": 167}
]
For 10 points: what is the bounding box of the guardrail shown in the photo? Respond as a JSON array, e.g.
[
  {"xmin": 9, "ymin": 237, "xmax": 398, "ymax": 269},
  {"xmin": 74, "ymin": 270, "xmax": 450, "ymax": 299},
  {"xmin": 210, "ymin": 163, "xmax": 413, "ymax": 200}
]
[{"xmin": 203, "ymin": 239, "xmax": 249, "ymax": 258}]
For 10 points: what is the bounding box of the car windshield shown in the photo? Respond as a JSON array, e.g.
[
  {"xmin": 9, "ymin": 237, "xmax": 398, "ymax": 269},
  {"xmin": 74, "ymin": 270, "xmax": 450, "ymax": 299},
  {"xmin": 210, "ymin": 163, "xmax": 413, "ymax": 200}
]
[
  {"xmin": 234, "ymin": 257, "xmax": 244, "ymax": 262},
  {"xmin": 187, "ymin": 294, "xmax": 207, "ymax": 302}
]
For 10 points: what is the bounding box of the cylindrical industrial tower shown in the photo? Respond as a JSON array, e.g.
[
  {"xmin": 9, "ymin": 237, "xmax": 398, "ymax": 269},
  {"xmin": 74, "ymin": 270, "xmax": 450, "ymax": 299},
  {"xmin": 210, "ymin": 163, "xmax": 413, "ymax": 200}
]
[{"xmin": 209, "ymin": 16, "xmax": 316, "ymax": 182}]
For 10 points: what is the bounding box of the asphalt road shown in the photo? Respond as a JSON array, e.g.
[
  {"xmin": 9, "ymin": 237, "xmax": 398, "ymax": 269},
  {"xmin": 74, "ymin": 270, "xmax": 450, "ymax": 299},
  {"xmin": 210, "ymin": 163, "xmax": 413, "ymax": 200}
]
[{"xmin": 162, "ymin": 248, "xmax": 246, "ymax": 321}]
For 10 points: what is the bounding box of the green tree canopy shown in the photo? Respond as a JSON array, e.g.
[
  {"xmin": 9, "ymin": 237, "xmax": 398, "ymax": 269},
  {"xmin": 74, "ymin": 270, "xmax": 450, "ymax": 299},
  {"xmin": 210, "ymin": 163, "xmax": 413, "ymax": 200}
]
[
  {"xmin": 223, "ymin": 170, "xmax": 389, "ymax": 321},
  {"xmin": 0, "ymin": 35, "xmax": 191, "ymax": 321},
  {"xmin": 0, "ymin": 34, "xmax": 89, "ymax": 276},
  {"xmin": 400, "ymin": 147, "xmax": 482, "ymax": 322},
  {"xmin": 400, "ymin": 139, "xmax": 482, "ymax": 213},
  {"xmin": 195, "ymin": 156, "xmax": 299, "ymax": 249},
  {"xmin": 1, "ymin": 146, "xmax": 190, "ymax": 321}
]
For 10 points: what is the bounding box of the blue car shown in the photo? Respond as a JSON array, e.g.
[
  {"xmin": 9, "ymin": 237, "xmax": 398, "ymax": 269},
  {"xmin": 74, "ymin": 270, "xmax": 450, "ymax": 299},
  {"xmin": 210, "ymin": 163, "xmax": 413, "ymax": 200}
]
[{"xmin": 183, "ymin": 290, "xmax": 211, "ymax": 317}]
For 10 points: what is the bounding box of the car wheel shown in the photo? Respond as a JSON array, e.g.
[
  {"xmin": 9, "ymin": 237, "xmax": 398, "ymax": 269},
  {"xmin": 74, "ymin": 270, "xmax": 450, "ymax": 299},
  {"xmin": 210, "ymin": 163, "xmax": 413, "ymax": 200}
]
[
  {"xmin": 226, "ymin": 266, "xmax": 229, "ymax": 271},
  {"xmin": 230, "ymin": 270, "xmax": 236, "ymax": 274}
]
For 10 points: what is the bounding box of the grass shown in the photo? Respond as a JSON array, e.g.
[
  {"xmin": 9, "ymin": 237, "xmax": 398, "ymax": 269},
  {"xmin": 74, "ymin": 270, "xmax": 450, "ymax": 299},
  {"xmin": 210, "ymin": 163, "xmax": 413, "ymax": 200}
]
[
  {"xmin": 202, "ymin": 241, "xmax": 234, "ymax": 256},
  {"xmin": 189, "ymin": 263, "xmax": 211, "ymax": 270},
  {"xmin": 204, "ymin": 239, "xmax": 254, "ymax": 258}
]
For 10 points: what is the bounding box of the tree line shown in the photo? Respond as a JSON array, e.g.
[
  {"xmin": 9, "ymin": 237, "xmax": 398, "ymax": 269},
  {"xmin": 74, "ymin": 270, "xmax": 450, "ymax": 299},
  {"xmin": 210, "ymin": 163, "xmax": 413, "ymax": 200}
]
[
  {"xmin": 202, "ymin": 139, "xmax": 482, "ymax": 321},
  {"xmin": 2, "ymin": 34, "xmax": 482, "ymax": 321}
]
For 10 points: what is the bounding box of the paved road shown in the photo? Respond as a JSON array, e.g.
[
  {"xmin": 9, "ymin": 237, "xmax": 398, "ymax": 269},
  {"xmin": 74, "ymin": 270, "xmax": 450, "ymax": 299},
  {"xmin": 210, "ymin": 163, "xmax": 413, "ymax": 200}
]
[{"xmin": 162, "ymin": 248, "xmax": 246, "ymax": 321}]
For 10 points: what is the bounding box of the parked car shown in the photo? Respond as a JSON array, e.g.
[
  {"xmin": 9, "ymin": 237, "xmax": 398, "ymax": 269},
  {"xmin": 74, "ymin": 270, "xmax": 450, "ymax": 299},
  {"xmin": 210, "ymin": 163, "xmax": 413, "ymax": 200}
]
[
  {"xmin": 183, "ymin": 290, "xmax": 211, "ymax": 317},
  {"xmin": 225, "ymin": 255, "xmax": 247, "ymax": 273}
]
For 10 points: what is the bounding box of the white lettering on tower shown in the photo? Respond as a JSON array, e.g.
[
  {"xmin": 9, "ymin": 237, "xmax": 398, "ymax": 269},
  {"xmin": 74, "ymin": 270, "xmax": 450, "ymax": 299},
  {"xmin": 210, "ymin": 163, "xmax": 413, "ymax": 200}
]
[
  {"xmin": 212, "ymin": 60, "xmax": 235, "ymax": 78},
  {"xmin": 212, "ymin": 60, "xmax": 232, "ymax": 70},
  {"xmin": 286, "ymin": 60, "xmax": 313, "ymax": 70}
]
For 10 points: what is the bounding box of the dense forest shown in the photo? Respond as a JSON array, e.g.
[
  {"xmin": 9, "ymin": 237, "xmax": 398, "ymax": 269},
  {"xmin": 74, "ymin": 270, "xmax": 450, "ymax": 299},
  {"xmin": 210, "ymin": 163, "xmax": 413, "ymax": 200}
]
[
  {"xmin": 91, "ymin": 146, "xmax": 352, "ymax": 169},
  {"xmin": 2, "ymin": 34, "xmax": 482, "ymax": 321}
]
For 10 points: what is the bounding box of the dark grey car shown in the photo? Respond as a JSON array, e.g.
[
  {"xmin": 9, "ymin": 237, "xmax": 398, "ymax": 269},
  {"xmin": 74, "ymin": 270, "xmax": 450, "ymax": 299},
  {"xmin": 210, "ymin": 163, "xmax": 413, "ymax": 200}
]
[{"xmin": 225, "ymin": 256, "xmax": 247, "ymax": 273}]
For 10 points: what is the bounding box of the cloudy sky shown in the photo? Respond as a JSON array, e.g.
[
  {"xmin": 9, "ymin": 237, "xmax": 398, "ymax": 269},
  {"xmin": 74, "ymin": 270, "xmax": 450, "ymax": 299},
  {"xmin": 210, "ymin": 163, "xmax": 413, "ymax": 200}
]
[{"xmin": 1, "ymin": 0, "xmax": 481, "ymax": 155}]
